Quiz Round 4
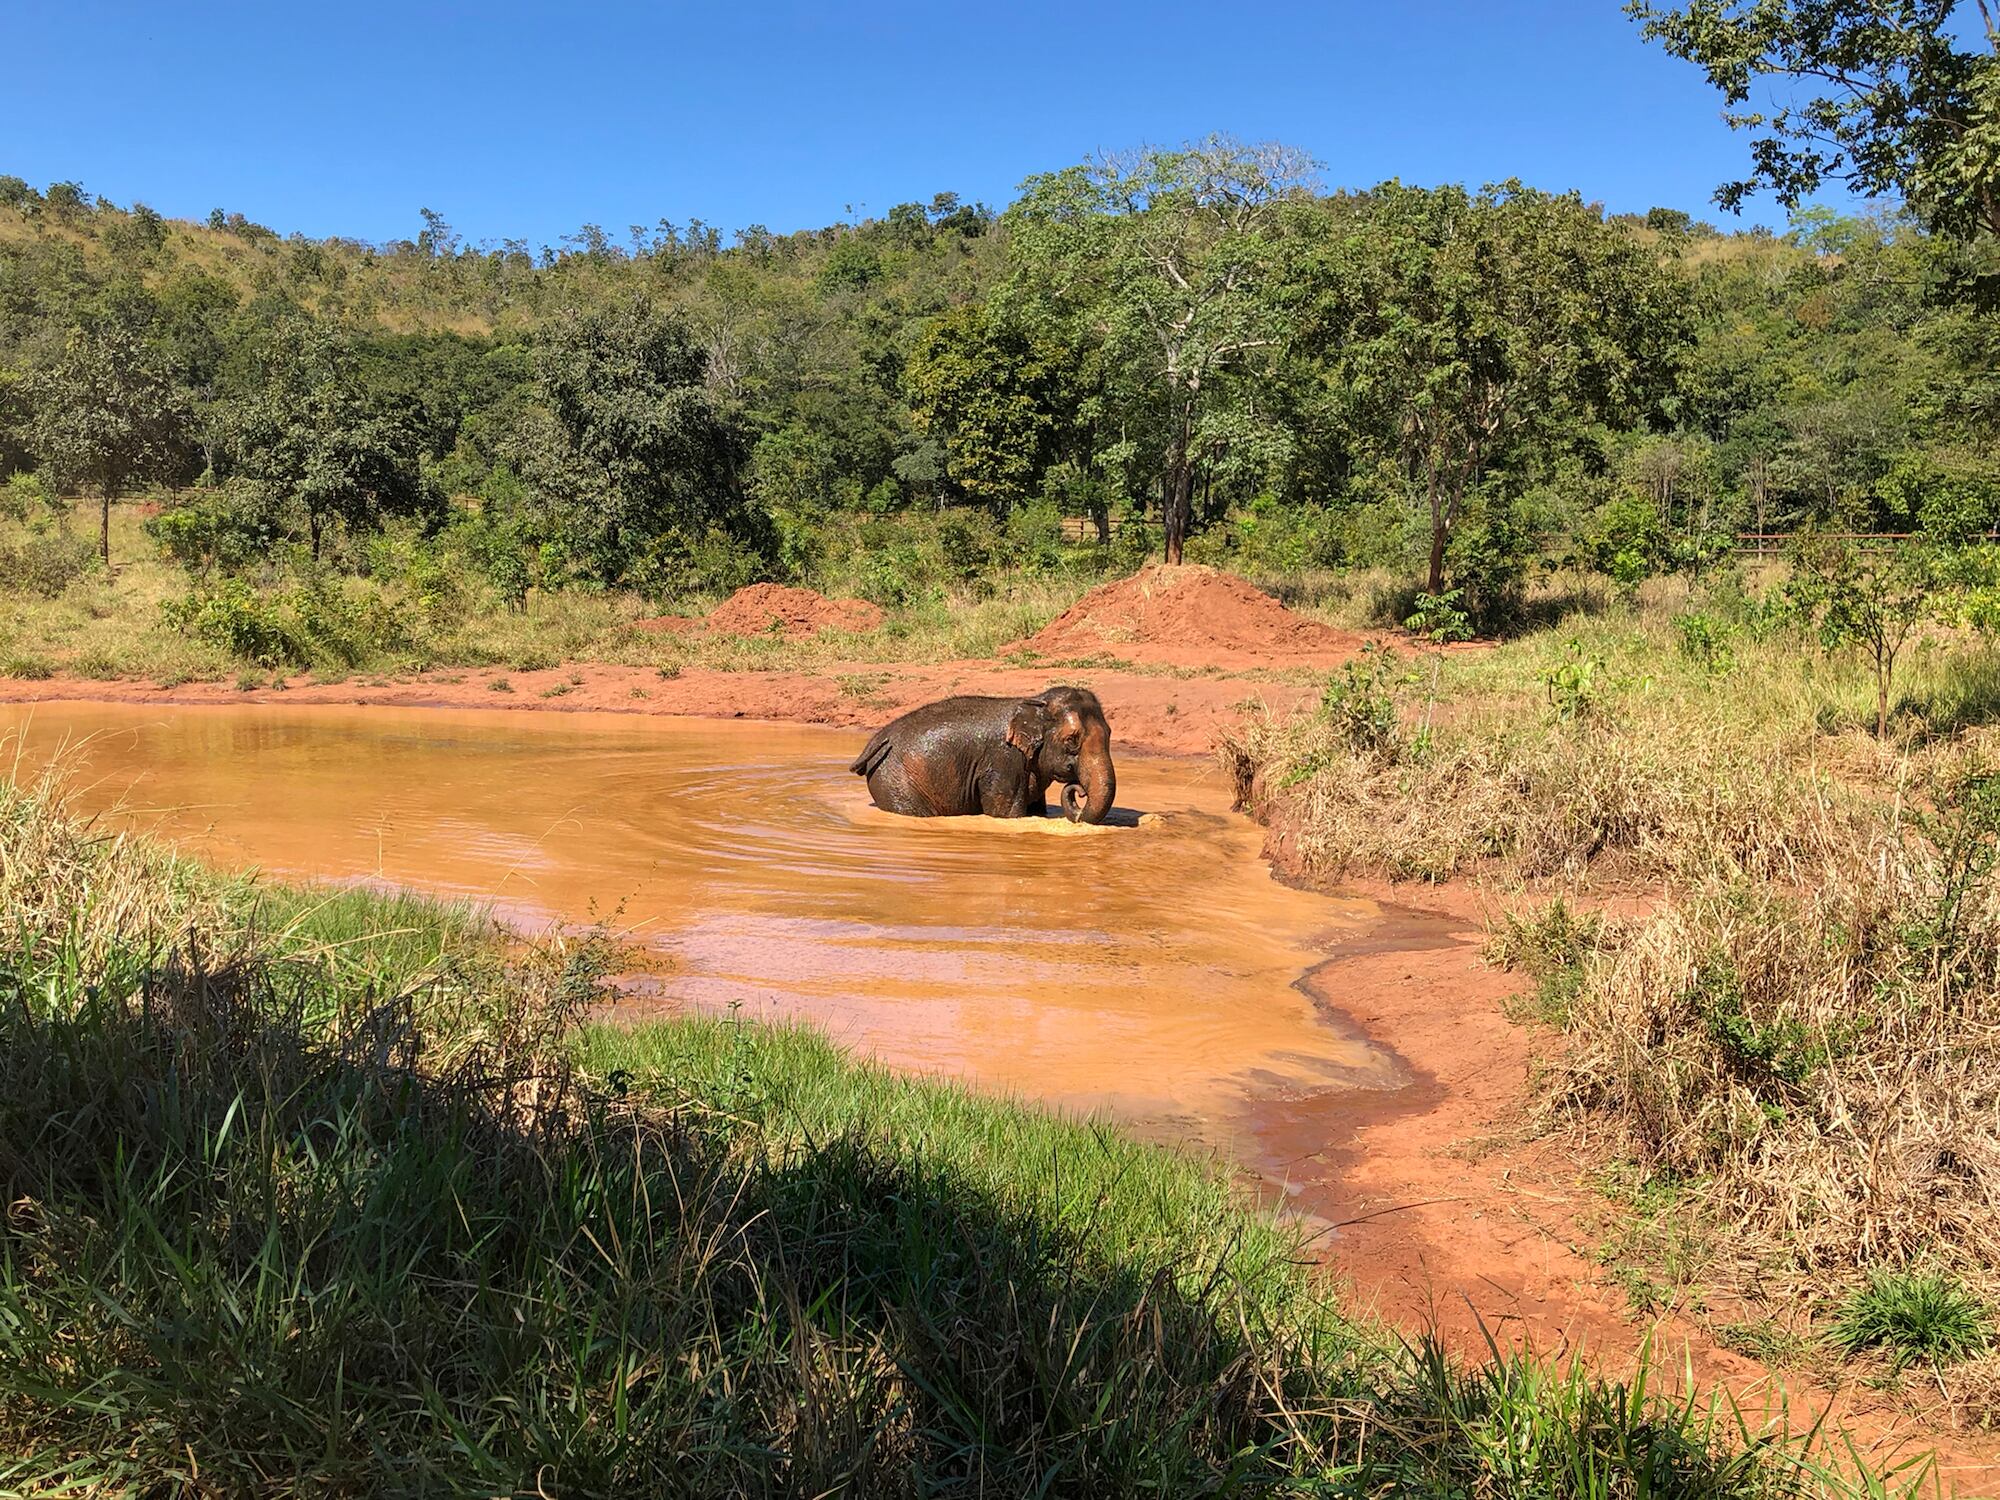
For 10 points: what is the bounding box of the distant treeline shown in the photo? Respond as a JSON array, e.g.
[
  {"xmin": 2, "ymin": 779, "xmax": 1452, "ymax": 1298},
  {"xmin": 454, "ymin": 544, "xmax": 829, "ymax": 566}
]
[{"xmin": 3, "ymin": 140, "xmax": 1998, "ymax": 619}]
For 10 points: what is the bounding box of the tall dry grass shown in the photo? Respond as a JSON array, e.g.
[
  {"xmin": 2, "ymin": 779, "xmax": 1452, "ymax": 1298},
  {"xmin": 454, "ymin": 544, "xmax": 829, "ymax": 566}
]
[{"xmin": 1231, "ymin": 576, "xmax": 2000, "ymax": 1412}]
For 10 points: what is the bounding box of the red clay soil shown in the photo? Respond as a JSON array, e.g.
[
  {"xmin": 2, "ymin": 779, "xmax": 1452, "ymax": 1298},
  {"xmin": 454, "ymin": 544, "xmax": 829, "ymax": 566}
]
[
  {"xmin": 1009, "ymin": 563, "xmax": 1365, "ymax": 668},
  {"xmin": 1240, "ymin": 844, "xmax": 2000, "ymax": 1493},
  {"xmin": 0, "ymin": 659, "xmax": 1314, "ymax": 758},
  {"xmin": 638, "ymin": 583, "xmax": 883, "ymax": 639}
]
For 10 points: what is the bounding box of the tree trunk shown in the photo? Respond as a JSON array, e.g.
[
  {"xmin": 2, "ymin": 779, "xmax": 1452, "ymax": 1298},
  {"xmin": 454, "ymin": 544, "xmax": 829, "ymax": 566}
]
[
  {"xmin": 309, "ymin": 510, "xmax": 323, "ymax": 561},
  {"xmin": 1163, "ymin": 403, "xmax": 1194, "ymax": 566},
  {"xmin": 99, "ymin": 488, "xmax": 113, "ymax": 568},
  {"xmin": 1425, "ymin": 483, "xmax": 1448, "ymax": 595},
  {"xmin": 1876, "ymin": 640, "xmax": 1893, "ymax": 738}
]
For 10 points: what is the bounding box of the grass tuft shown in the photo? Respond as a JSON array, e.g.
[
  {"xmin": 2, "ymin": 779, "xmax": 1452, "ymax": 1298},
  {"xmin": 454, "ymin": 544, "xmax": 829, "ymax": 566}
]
[{"xmin": 1831, "ymin": 1271, "xmax": 1994, "ymax": 1370}]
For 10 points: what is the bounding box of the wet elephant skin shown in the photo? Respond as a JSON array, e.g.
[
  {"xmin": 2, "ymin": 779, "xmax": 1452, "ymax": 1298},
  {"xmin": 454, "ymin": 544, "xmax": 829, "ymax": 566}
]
[{"xmin": 849, "ymin": 686, "xmax": 1117, "ymax": 824}]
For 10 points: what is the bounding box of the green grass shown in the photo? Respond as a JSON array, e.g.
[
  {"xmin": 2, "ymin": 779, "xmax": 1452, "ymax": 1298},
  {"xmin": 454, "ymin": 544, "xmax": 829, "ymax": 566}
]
[
  {"xmin": 1831, "ymin": 1271, "xmax": 1994, "ymax": 1371},
  {"xmin": 0, "ymin": 764, "xmax": 1915, "ymax": 1496},
  {"xmin": 0, "ymin": 498, "xmax": 1111, "ymax": 685}
]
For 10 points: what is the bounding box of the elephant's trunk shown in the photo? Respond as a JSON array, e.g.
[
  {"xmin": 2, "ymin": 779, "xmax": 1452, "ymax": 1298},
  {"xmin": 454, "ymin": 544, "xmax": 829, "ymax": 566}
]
[{"xmin": 1067, "ymin": 744, "xmax": 1116, "ymax": 825}]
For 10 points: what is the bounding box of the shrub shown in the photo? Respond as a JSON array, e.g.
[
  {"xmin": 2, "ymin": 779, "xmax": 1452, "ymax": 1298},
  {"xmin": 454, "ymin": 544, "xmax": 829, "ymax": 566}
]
[
  {"xmin": 1317, "ymin": 644, "xmax": 1410, "ymax": 757},
  {"xmin": 1, "ymin": 529, "xmax": 95, "ymax": 597},
  {"xmin": 1, "ymin": 471, "xmax": 54, "ymax": 521},
  {"xmin": 147, "ymin": 483, "xmax": 283, "ymax": 574},
  {"xmin": 1003, "ymin": 496, "xmax": 1067, "ymax": 574},
  {"xmin": 1673, "ymin": 611, "xmax": 1738, "ymax": 676},
  {"xmin": 162, "ymin": 579, "xmax": 305, "ymax": 668}
]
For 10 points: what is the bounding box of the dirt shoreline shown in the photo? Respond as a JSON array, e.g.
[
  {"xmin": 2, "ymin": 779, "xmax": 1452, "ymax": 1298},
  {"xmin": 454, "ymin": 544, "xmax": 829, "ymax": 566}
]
[
  {"xmin": 1242, "ymin": 802, "xmax": 2000, "ymax": 1492},
  {"xmin": 0, "ymin": 660, "xmax": 1318, "ymax": 760},
  {"xmin": 7, "ymin": 661, "xmax": 1998, "ymax": 1487}
]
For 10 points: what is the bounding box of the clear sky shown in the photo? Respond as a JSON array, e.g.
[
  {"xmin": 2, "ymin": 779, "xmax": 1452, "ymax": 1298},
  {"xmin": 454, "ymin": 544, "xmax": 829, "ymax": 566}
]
[{"xmin": 7, "ymin": 0, "xmax": 1855, "ymax": 248}]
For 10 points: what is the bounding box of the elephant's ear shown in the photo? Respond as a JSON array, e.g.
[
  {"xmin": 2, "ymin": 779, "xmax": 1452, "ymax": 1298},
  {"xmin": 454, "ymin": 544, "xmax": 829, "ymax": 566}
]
[{"xmin": 1005, "ymin": 698, "xmax": 1048, "ymax": 759}]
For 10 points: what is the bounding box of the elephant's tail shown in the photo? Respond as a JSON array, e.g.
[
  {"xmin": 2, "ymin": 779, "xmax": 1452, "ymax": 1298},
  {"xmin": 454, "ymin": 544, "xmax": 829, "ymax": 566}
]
[{"xmin": 849, "ymin": 728, "xmax": 895, "ymax": 779}]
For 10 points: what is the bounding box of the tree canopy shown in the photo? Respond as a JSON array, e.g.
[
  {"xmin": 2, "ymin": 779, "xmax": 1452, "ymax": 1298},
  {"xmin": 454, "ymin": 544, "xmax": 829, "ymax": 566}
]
[{"xmin": 1629, "ymin": 0, "xmax": 2000, "ymax": 239}]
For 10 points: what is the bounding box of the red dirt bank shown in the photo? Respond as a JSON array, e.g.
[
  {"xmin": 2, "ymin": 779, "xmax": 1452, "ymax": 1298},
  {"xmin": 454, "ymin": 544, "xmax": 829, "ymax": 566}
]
[{"xmin": 0, "ymin": 659, "xmax": 1315, "ymax": 759}]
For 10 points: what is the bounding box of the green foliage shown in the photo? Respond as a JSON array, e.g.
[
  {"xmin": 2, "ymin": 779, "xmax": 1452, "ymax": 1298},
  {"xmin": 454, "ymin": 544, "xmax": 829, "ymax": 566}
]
[
  {"xmin": 1696, "ymin": 957, "xmax": 1833, "ymax": 1092},
  {"xmin": 1493, "ymin": 899, "xmax": 1602, "ymax": 1027},
  {"xmin": 905, "ymin": 302, "xmax": 1061, "ymax": 514},
  {"xmin": 1006, "ymin": 136, "xmax": 1318, "ymax": 562},
  {"xmin": 1876, "ymin": 447, "xmax": 2000, "ymax": 544},
  {"xmin": 1831, "ymin": 1270, "xmax": 1993, "ymax": 1370},
  {"xmin": 1302, "ymin": 180, "xmax": 1688, "ymax": 594},
  {"xmin": 0, "ymin": 527, "xmax": 96, "ymax": 598},
  {"xmin": 1405, "ymin": 588, "xmax": 1475, "ymax": 644},
  {"xmin": 162, "ymin": 578, "xmax": 305, "ymax": 667},
  {"xmin": 162, "ymin": 566, "xmax": 427, "ymax": 672},
  {"xmin": 518, "ymin": 296, "xmax": 754, "ymax": 588},
  {"xmin": 1543, "ymin": 641, "xmax": 1612, "ymax": 722},
  {"xmin": 231, "ymin": 326, "xmax": 434, "ymax": 558},
  {"xmin": 5, "ymin": 143, "xmax": 2000, "ymax": 627},
  {"xmin": 146, "ymin": 481, "xmax": 282, "ymax": 573},
  {"xmin": 1318, "ymin": 643, "xmax": 1410, "ymax": 755},
  {"xmin": 1785, "ymin": 533, "xmax": 1955, "ymax": 734},
  {"xmin": 1629, "ymin": 0, "xmax": 2000, "ymax": 241},
  {"xmin": 1583, "ymin": 494, "xmax": 1673, "ymax": 586},
  {"xmin": 1674, "ymin": 611, "xmax": 1739, "ymax": 676},
  {"xmin": 21, "ymin": 319, "xmax": 188, "ymax": 559},
  {"xmin": 0, "ymin": 471, "xmax": 54, "ymax": 521}
]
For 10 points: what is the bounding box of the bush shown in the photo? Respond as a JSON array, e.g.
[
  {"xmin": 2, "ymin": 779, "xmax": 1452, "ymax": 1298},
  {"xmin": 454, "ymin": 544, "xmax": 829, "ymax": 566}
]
[
  {"xmin": 1003, "ymin": 495, "xmax": 1067, "ymax": 574},
  {"xmin": 622, "ymin": 524, "xmax": 766, "ymax": 602},
  {"xmin": 162, "ymin": 570, "xmax": 422, "ymax": 671},
  {"xmin": 1, "ymin": 529, "xmax": 95, "ymax": 597},
  {"xmin": 1186, "ymin": 496, "xmax": 1342, "ymax": 575},
  {"xmin": 148, "ymin": 483, "xmax": 283, "ymax": 573},
  {"xmin": 0, "ymin": 470, "xmax": 54, "ymax": 522},
  {"xmin": 162, "ymin": 579, "xmax": 306, "ymax": 668}
]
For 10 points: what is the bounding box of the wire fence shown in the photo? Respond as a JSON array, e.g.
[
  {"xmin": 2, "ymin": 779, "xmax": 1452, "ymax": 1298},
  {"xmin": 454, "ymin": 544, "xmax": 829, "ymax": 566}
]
[{"xmin": 1054, "ymin": 519, "xmax": 2000, "ymax": 553}]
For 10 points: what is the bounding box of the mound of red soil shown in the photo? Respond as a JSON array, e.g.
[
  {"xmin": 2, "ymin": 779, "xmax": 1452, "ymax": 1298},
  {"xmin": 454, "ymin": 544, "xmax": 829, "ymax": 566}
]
[
  {"xmin": 1011, "ymin": 564, "xmax": 1359, "ymax": 663},
  {"xmin": 699, "ymin": 583, "xmax": 883, "ymax": 638}
]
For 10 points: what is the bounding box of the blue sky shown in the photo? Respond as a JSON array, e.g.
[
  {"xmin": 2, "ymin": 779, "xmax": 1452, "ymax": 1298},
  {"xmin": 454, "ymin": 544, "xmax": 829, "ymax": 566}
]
[{"xmin": 9, "ymin": 0, "xmax": 1861, "ymax": 247}]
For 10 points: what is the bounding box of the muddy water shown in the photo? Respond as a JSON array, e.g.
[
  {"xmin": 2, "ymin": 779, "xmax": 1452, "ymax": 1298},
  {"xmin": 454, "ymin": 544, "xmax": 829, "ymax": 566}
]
[{"xmin": 0, "ymin": 702, "xmax": 1405, "ymax": 1135}]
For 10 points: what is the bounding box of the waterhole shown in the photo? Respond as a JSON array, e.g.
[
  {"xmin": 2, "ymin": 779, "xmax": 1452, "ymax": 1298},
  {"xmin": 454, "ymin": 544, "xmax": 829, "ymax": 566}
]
[{"xmin": 0, "ymin": 702, "xmax": 1407, "ymax": 1145}]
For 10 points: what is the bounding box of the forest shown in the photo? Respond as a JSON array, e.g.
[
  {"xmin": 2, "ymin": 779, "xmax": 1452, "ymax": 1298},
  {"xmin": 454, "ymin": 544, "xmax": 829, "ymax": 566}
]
[{"xmin": 5, "ymin": 136, "xmax": 1998, "ymax": 658}]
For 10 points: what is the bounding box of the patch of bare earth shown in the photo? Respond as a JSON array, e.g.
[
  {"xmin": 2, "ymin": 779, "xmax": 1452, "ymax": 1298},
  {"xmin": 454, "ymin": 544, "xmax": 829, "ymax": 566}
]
[
  {"xmin": 637, "ymin": 583, "xmax": 883, "ymax": 638},
  {"xmin": 1007, "ymin": 562, "xmax": 1367, "ymax": 668}
]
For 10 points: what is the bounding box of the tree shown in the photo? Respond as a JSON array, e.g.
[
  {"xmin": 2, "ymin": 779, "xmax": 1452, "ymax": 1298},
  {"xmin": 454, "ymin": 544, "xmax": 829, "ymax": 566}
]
[
  {"xmin": 1629, "ymin": 0, "xmax": 2000, "ymax": 240},
  {"xmin": 24, "ymin": 323, "xmax": 187, "ymax": 564},
  {"xmin": 1005, "ymin": 137, "xmax": 1319, "ymax": 563},
  {"xmin": 1303, "ymin": 182, "xmax": 1687, "ymax": 593},
  {"xmin": 904, "ymin": 303, "xmax": 1061, "ymax": 515},
  {"xmin": 518, "ymin": 297, "xmax": 748, "ymax": 583},
  {"xmin": 1788, "ymin": 531, "xmax": 1953, "ymax": 734},
  {"xmin": 232, "ymin": 327, "xmax": 432, "ymax": 558}
]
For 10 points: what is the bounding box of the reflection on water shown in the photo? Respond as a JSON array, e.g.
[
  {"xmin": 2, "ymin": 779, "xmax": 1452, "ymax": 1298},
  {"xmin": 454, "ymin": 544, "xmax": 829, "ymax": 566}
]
[{"xmin": 0, "ymin": 702, "xmax": 1403, "ymax": 1127}]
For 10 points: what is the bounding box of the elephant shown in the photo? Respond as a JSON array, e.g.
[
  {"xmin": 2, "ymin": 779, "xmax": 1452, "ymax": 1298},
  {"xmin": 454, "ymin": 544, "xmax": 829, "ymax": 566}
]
[{"xmin": 850, "ymin": 686, "xmax": 1117, "ymax": 824}]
